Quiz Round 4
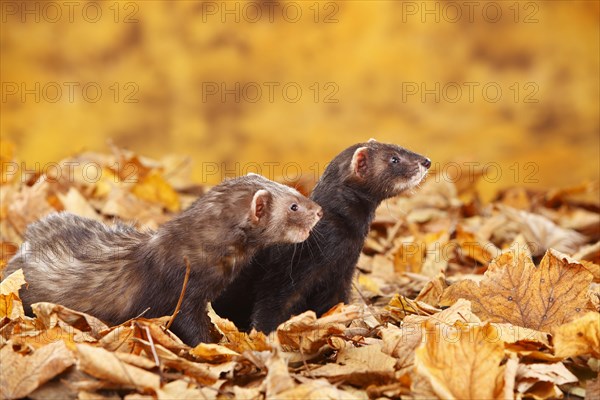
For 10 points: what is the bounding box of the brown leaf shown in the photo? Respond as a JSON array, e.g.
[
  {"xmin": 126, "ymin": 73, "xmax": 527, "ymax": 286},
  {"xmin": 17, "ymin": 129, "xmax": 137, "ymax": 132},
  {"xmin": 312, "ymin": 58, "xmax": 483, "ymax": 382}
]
[
  {"xmin": 76, "ymin": 344, "xmax": 160, "ymax": 391},
  {"xmin": 381, "ymin": 299, "xmax": 481, "ymax": 372},
  {"xmin": 515, "ymin": 362, "xmax": 578, "ymax": 397},
  {"xmin": 310, "ymin": 343, "xmax": 396, "ymax": 386},
  {"xmin": 0, "ymin": 340, "xmax": 76, "ymax": 399},
  {"xmin": 56, "ymin": 187, "xmax": 101, "ymax": 221},
  {"xmin": 276, "ymin": 304, "xmax": 362, "ymax": 355},
  {"xmin": 264, "ymin": 351, "xmax": 295, "ymax": 396},
  {"xmin": 277, "ymin": 376, "xmax": 369, "ymax": 399},
  {"xmin": 455, "ymin": 225, "xmax": 499, "ymax": 264},
  {"xmin": 208, "ymin": 307, "xmax": 271, "ymax": 354},
  {"xmin": 413, "ymin": 322, "xmax": 505, "ymax": 399},
  {"xmin": 189, "ymin": 342, "xmax": 239, "ymax": 363},
  {"xmin": 587, "ymin": 374, "xmax": 600, "ymax": 400},
  {"xmin": 32, "ymin": 302, "xmax": 108, "ymax": 339},
  {"xmin": 415, "ymin": 273, "xmax": 448, "ymax": 306},
  {"xmin": 441, "ymin": 248, "xmax": 594, "ymax": 331},
  {"xmin": 6, "ymin": 177, "xmax": 57, "ymax": 236},
  {"xmin": 134, "ymin": 339, "xmax": 218, "ymax": 385},
  {"xmin": 155, "ymin": 379, "xmax": 214, "ymax": 400},
  {"xmin": 552, "ymin": 312, "xmax": 600, "ymax": 358},
  {"xmin": 499, "ymin": 205, "xmax": 586, "ymax": 256}
]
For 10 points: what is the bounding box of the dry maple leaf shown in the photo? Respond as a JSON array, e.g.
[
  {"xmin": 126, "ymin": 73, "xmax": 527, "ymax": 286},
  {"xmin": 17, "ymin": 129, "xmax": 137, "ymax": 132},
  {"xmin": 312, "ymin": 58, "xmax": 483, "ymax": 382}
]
[
  {"xmin": 0, "ymin": 340, "xmax": 76, "ymax": 399},
  {"xmin": 413, "ymin": 322, "xmax": 505, "ymax": 400},
  {"xmin": 440, "ymin": 248, "xmax": 594, "ymax": 332}
]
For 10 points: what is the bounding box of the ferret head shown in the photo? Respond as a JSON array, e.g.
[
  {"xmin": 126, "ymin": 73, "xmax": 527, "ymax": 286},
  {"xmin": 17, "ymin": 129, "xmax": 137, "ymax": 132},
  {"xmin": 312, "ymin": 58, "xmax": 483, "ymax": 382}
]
[
  {"xmin": 245, "ymin": 174, "xmax": 322, "ymax": 244},
  {"xmin": 324, "ymin": 139, "xmax": 431, "ymax": 202}
]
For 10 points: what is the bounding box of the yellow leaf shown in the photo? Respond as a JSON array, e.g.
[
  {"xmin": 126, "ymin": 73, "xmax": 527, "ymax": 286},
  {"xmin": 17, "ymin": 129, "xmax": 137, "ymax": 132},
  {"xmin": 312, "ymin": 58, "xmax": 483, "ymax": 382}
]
[
  {"xmin": 0, "ymin": 269, "xmax": 26, "ymax": 319},
  {"xmin": 414, "ymin": 322, "xmax": 505, "ymax": 399},
  {"xmin": 552, "ymin": 312, "xmax": 600, "ymax": 358},
  {"xmin": 0, "ymin": 340, "xmax": 75, "ymax": 399},
  {"xmin": 131, "ymin": 170, "xmax": 180, "ymax": 212},
  {"xmin": 441, "ymin": 248, "xmax": 594, "ymax": 332}
]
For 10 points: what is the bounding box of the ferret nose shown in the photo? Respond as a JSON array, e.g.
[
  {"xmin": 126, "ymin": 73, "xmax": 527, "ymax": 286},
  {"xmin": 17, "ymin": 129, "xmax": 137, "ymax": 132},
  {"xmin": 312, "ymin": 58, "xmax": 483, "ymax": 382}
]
[
  {"xmin": 316, "ymin": 208, "xmax": 323, "ymax": 219},
  {"xmin": 421, "ymin": 158, "xmax": 431, "ymax": 169}
]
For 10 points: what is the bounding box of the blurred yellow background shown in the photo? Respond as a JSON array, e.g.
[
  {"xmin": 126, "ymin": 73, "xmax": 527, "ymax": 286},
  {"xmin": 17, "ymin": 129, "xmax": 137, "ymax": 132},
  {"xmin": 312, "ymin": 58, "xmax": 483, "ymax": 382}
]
[{"xmin": 1, "ymin": 0, "xmax": 598, "ymax": 197}]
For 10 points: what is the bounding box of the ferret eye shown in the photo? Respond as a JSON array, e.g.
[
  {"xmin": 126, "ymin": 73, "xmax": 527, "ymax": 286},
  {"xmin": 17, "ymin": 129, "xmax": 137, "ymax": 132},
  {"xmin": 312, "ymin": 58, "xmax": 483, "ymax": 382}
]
[
  {"xmin": 390, "ymin": 156, "xmax": 400, "ymax": 164},
  {"xmin": 290, "ymin": 204, "xmax": 299, "ymax": 212}
]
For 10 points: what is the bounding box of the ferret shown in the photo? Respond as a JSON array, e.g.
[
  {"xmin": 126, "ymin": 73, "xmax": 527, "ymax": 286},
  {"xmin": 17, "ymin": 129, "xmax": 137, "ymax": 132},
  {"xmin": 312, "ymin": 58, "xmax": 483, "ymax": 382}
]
[
  {"xmin": 4, "ymin": 174, "xmax": 322, "ymax": 345},
  {"xmin": 213, "ymin": 140, "xmax": 430, "ymax": 333}
]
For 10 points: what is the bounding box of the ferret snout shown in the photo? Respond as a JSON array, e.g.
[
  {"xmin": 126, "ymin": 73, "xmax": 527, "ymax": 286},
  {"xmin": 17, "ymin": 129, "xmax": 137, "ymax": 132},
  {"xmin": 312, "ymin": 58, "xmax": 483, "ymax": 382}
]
[{"xmin": 421, "ymin": 158, "xmax": 431, "ymax": 169}]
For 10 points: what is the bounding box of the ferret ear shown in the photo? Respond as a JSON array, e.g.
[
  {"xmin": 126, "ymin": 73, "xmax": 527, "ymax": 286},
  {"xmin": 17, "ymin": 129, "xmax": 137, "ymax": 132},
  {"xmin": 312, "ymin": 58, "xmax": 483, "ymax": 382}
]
[
  {"xmin": 351, "ymin": 146, "xmax": 369, "ymax": 178},
  {"xmin": 250, "ymin": 189, "xmax": 270, "ymax": 223},
  {"xmin": 368, "ymin": 138, "xmax": 377, "ymax": 143}
]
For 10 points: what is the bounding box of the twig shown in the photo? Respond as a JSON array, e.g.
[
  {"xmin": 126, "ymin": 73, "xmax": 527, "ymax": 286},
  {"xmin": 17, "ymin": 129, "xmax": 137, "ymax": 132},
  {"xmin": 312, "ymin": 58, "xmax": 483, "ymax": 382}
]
[
  {"xmin": 134, "ymin": 307, "xmax": 151, "ymax": 320},
  {"xmin": 166, "ymin": 256, "xmax": 191, "ymax": 331},
  {"xmin": 141, "ymin": 324, "xmax": 161, "ymax": 368}
]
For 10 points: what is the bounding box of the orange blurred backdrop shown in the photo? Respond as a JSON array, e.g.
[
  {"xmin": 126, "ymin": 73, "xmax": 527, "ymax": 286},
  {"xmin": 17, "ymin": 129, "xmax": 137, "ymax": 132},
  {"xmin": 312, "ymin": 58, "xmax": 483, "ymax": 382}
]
[{"xmin": 1, "ymin": 0, "xmax": 598, "ymax": 197}]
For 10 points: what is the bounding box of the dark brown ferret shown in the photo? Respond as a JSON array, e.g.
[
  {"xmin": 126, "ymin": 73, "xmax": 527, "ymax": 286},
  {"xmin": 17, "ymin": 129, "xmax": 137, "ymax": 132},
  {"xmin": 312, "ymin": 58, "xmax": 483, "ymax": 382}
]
[
  {"xmin": 213, "ymin": 140, "xmax": 431, "ymax": 332},
  {"xmin": 5, "ymin": 174, "xmax": 322, "ymax": 345}
]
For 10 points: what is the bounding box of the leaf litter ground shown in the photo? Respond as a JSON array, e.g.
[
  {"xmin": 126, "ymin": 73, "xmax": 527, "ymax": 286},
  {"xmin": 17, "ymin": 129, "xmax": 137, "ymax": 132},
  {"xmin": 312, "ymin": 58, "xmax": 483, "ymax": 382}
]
[{"xmin": 0, "ymin": 146, "xmax": 599, "ymax": 399}]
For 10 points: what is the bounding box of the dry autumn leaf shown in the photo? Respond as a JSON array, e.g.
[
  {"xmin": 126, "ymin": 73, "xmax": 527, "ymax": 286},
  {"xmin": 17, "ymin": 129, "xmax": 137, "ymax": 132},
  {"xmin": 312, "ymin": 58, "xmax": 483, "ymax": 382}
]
[
  {"xmin": 76, "ymin": 344, "xmax": 160, "ymax": 391},
  {"xmin": 514, "ymin": 362, "xmax": 578, "ymax": 398},
  {"xmin": 0, "ymin": 268, "xmax": 26, "ymax": 319},
  {"xmin": 413, "ymin": 322, "xmax": 505, "ymax": 400},
  {"xmin": 310, "ymin": 343, "xmax": 397, "ymax": 387},
  {"xmin": 499, "ymin": 205, "xmax": 586, "ymax": 256},
  {"xmin": 441, "ymin": 248, "xmax": 594, "ymax": 331},
  {"xmin": 552, "ymin": 312, "xmax": 600, "ymax": 358},
  {"xmin": 0, "ymin": 340, "xmax": 76, "ymax": 399}
]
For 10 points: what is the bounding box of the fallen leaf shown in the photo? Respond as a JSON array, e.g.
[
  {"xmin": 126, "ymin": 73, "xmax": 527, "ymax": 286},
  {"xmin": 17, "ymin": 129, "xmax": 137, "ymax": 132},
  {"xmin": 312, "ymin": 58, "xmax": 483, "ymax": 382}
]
[
  {"xmin": 76, "ymin": 344, "xmax": 160, "ymax": 391},
  {"xmin": 515, "ymin": 362, "xmax": 578, "ymax": 397},
  {"xmin": 155, "ymin": 379, "xmax": 214, "ymax": 400},
  {"xmin": 189, "ymin": 343, "xmax": 239, "ymax": 363},
  {"xmin": 131, "ymin": 170, "xmax": 180, "ymax": 212},
  {"xmin": 587, "ymin": 374, "xmax": 600, "ymax": 400},
  {"xmin": 0, "ymin": 268, "xmax": 26, "ymax": 319},
  {"xmin": 455, "ymin": 225, "xmax": 499, "ymax": 264},
  {"xmin": 277, "ymin": 376, "xmax": 369, "ymax": 399},
  {"xmin": 415, "ymin": 274, "xmax": 448, "ymax": 306},
  {"xmin": 56, "ymin": 187, "xmax": 102, "ymax": 221},
  {"xmin": 32, "ymin": 302, "xmax": 108, "ymax": 339},
  {"xmin": 552, "ymin": 312, "xmax": 600, "ymax": 358},
  {"xmin": 499, "ymin": 205, "xmax": 586, "ymax": 256},
  {"xmin": 0, "ymin": 340, "xmax": 75, "ymax": 399},
  {"xmin": 6, "ymin": 177, "xmax": 58, "ymax": 236},
  {"xmin": 441, "ymin": 248, "xmax": 594, "ymax": 331},
  {"xmin": 413, "ymin": 322, "xmax": 505, "ymax": 400},
  {"xmin": 381, "ymin": 299, "xmax": 481, "ymax": 372},
  {"xmin": 264, "ymin": 351, "xmax": 295, "ymax": 396},
  {"xmin": 276, "ymin": 305, "xmax": 363, "ymax": 355},
  {"xmin": 310, "ymin": 343, "xmax": 396, "ymax": 386},
  {"xmin": 208, "ymin": 305, "xmax": 271, "ymax": 354}
]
